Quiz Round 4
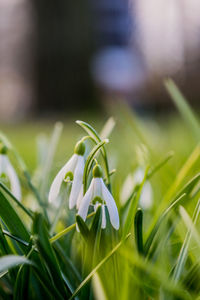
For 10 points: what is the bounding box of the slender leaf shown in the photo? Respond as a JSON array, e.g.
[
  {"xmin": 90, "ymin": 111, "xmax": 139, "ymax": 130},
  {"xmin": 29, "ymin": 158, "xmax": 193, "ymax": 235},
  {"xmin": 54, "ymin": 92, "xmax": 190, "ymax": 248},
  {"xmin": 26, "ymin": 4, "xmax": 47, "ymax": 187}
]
[
  {"xmin": 165, "ymin": 79, "xmax": 200, "ymax": 140},
  {"xmin": 134, "ymin": 209, "xmax": 144, "ymax": 255},
  {"xmin": 0, "ymin": 190, "xmax": 29, "ymax": 242},
  {"xmin": 0, "ymin": 255, "xmax": 33, "ymax": 274},
  {"xmin": 69, "ymin": 233, "xmax": 131, "ymax": 300}
]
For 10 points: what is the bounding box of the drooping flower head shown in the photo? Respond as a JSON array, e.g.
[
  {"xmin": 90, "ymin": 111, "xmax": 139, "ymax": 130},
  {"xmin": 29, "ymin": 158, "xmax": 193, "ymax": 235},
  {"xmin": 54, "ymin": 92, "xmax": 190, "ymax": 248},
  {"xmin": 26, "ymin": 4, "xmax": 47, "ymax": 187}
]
[
  {"xmin": 48, "ymin": 140, "xmax": 85, "ymax": 209},
  {"xmin": 77, "ymin": 164, "xmax": 119, "ymax": 230},
  {"xmin": 0, "ymin": 143, "xmax": 21, "ymax": 201},
  {"xmin": 120, "ymin": 167, "xmax": 153, "ymax": 210}
]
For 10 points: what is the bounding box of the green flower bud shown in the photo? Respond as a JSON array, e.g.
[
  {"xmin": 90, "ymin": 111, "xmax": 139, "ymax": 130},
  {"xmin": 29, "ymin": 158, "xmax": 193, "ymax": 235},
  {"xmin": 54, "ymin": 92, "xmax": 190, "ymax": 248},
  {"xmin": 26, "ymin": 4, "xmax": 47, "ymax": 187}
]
[
  {"xmin": 93, "ymin": 164, "xmax": 103, "ymax": 178},
  {"xmin": 74, "ymin": 141, "xmax": 85, "ymax": 156},
  {"xmin": 0, "ymin": 142, "xmax": 8, "ymax": 155}
]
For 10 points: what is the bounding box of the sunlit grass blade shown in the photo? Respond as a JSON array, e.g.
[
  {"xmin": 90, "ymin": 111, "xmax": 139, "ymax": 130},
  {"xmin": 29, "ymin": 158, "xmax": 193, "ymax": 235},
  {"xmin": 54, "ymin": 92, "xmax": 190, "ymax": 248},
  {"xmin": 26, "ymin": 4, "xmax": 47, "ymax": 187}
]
[
  {"xmin": 147, "ymin": 145, "xmax": 200, "ymax": 237},
  {"xmin": 147, "ymin": 151, "xmax": 174, "ymax": 179},
  {"xmin": 179, "ymin": 206, "xmax": 200, "ymax": 249},
  {"xmin": 144, "ymin": 193, "xmax": 186, "ymax": 255},
  {"xmin": 0, "ymin": 255, "xmax": 33, "ymax": 275},
  {"xmin": 69, "ymin": 233, "xmax": 131, "ymax": 300},
  {"xmin": 172, "ymin": 200, "xmax": 200, "ymax": 283},
  {"xmin": 92, "ymin": 273, "xmax": 108, "ymax": 300},
  {"xmin": 100, "ymin": 117, "xmax": 116, "ymax": 140},
  {"xmin": 165, "ymin": 78, "xmax": 200, "ymax": 140},
  {"xmin": 121, "ymin": 249, "xmax": 190, "ymax": 300}
]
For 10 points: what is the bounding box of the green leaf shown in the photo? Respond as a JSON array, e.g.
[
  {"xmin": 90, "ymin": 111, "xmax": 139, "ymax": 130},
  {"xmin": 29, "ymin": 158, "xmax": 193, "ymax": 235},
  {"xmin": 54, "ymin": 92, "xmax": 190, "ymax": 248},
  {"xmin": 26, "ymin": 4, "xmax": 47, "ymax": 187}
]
[
  {"xmin": 172, "ymin": 200, "xmax": 200, "ymax": 282},
  {"xmin": 76, "ymin": 120, "xmax": 111, "ymax": 188},
  {"xmin": 49, "ymin": 211, "xmax": 96, "ymax": 244},
  {"xmin": 164, "ymin": 79, "xmax": 200, "ymax": 140},
  {"xmin": 0, "ymin": 190, "xmax": 30, "ymax": 242},
  {"xmin": 144, "ymin": 193, "xmax": 186, "ymax": 255},
  {"xmin": 76, "ymin": 215, "xmax": 90, "ymax": 242},
  {"xmin": 147, "ymin": 151, "xmax": 174, "ymax": 180},
  {"xmin": 69, "ymin": 233, "xmax": 131, "ymax": 300},
  {"xmin": 33, "ymin": 213, "xmax": 69, "ymax": 298},
  {"xmin": 83, "ymin": 139, "xmax": 109, "ymax": 194},
  {"xmin": 0, "ymin": 182, "xmax": 33, "ymax": 219},
  {"xmin": 134, "ymin": 208, "xmax": 144, "ymax": 255},
  {"xmin": 13, "ymin": 239, "xmax": 33, "ymax": 300},
  {"xmin": 0, "ymin": 255, "xmax": 32, "ymax": 274}
]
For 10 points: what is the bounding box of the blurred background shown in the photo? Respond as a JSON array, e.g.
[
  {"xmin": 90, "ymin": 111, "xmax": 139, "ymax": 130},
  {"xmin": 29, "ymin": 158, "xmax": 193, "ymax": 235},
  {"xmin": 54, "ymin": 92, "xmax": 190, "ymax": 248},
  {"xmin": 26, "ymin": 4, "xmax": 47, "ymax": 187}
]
[{"xmin": 1, "ymin": 0, "xmax": 200, "ymax": 122}]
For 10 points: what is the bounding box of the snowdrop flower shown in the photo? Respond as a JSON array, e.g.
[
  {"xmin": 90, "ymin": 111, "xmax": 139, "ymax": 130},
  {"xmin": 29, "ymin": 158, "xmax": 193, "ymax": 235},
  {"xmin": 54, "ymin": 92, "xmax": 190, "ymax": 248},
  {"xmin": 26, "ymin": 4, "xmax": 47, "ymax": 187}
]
[
  {"xmin": 48, "ymin": 141, "xmax": 85, "ymax": 209},
  {"xmin": 77, "ymin": 164, "xmax": 119, "ymax": 230},
  {"xmin": 120, "ymin": 167, "xmax": 153, "ymax": 210},
  {"xmin": 0, "ymin": 145, "xmax": 21, "ymax": 200},
  {"xmin": 134, "ymin": 167, "xmax": 153, "ymax": 210}
]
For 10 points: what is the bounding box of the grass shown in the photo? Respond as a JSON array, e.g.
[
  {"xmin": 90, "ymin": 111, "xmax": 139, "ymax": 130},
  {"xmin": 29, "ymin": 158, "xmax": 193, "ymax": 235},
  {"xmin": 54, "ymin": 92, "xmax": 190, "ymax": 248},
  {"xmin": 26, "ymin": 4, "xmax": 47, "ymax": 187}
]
[{"xmin": 0, "ymin": 80, "xmax": 200, "ymax": 299}]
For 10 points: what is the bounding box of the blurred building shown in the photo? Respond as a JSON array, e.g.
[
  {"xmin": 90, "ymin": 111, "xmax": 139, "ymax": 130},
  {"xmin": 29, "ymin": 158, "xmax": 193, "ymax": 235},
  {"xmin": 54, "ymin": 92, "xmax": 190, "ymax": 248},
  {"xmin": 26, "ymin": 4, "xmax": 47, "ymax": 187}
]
[
  {"xmin": 0, "ymin": 0, "xmax": 200, "ymax": 121},
  {"xmin": 0, "ymin": 0, "xmax": 34, "ymax": 122}
]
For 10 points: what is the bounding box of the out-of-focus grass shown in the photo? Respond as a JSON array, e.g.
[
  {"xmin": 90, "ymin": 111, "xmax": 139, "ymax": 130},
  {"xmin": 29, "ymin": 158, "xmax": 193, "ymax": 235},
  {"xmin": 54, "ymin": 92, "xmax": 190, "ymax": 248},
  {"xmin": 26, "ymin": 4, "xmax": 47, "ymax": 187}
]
[{"xmin": 0, "ymin": 108, "xmax": 196, "ymax": 174}]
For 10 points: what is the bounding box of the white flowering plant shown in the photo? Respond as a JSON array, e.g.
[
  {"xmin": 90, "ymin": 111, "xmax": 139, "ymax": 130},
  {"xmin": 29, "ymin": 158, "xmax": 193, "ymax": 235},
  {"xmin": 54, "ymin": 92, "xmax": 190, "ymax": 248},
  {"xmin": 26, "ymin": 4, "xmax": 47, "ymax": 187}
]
[{"xmin": 0, "ymin": 80, "xmax": 200, "ymax": 299}]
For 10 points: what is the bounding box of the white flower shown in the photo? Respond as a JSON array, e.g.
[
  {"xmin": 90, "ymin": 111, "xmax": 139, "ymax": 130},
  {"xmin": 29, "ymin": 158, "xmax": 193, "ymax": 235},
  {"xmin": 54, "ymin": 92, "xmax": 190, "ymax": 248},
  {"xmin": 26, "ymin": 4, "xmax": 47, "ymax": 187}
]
[
  {"xmin": 0, "ymin": 153, "xmax": 21, "ymax": 201},
  {"xmin": 120, "ymin": 167, "xmax": 153, "ymax": 210},
  {"xmin": 77, "ymin": 164, "xmax": 119, "ymax": 230},
  {"xmin": 48, "ymin": 141, "xmax": 85, "ymax": 209},
  {"xmin": 134, "ymin": 167, "xmax": 153, "ymax": 210}
]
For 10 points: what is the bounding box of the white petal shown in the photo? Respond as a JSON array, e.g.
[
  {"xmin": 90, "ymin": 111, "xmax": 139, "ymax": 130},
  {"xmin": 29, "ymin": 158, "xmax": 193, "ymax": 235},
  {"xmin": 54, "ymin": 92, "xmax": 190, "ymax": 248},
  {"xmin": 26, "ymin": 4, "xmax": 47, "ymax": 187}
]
[
  {"xmin": 101, "ymin": 178, "xmax": 119, "ymax": 230},
  {"xmin": 133, "ymin": 167, "xmax": 144, "ymax": 184},
  {"xmin": 120, "ymin": 174, "xmax": 134, "ymax": 205},
  {"xmin": 77, "ymin": 179, "xmax": 94, "ymax": 221},
  {"xmin": 76, "ymin": 184, "xmax": 83, "ymax": 209},
  {"xmin": 139, "ymin": 181, "xmax": 153, "ymax": 210},
  {"xmin": 5, "ymin": 157, "xmax": 21, "ymax": 201},
  {"xmin": 0, "ymin": 154, "xmax": 7, "ymax": 175},
  {"xmin": 48, "ymin": 154, "xmax": 78, "ymax": 204},
  {"xmin": 69, "ymin": 155, "xmax": 85, "ymax": 209},
  {"xmin": 101, "ymin": 204, "xmax": 106, "ymax": 229},
  {"xmin": 93, "ymin": 177, "xmax": 102, "ymax": 198}
]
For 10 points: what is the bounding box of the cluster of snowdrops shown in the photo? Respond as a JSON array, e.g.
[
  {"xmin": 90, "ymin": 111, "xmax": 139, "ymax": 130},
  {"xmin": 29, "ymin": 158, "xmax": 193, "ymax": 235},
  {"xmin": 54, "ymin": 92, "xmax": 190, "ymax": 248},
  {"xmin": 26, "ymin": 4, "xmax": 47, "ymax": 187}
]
[{"xmin": 0, "ymin": 120, "xmax": 152, "ymax": 232}]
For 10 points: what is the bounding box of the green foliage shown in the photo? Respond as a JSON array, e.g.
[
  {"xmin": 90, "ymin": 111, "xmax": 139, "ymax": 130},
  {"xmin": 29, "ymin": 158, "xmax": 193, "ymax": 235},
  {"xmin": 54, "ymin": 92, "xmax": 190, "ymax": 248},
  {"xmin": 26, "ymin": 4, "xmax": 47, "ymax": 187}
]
[{"xmin": 0, "ymin": 83, "xmax": 200, "ymax": 299}]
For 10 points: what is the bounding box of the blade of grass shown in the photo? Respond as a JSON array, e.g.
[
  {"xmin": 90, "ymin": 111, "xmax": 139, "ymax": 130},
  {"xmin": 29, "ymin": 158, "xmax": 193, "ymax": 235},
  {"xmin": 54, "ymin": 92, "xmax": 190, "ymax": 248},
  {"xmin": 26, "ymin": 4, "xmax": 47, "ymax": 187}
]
[
  {"xmin": 179, "ymin": 206, "xmax": 200, "ymax": 249},
  {"xmin": 0, "ymin": 182, "xmax": 33, "ymax": 219},
  {"xmin": 172, "ymin": 200, "xmax": 200, "ymax": 282},
  {"xmin": 76, "ymin": 120, "xmax": 111, "ymax": 189},
  {"xmin": 69, "ymin": 233, "xmax": 131, "ymax": 300},
  {"xmin": 0, "ymin": 255, "xmax": 33, "ymax": 274},
  {"xmin": 134, "ymin": 208, "xmax": 144, "ymax": 255},
  {"xmin": 123, "ymin": 167, "xmax": 149, "ymax": 237},
  {"xmin": 144, "ymin": 193, "xmax": 186, "ymax": 255},
  {"xmin": 164, "ymin": 79, "xmax": 200, "ymax": 140},
  {"xmin": 147, "ymin": 145, "xmax": 200, "ymax": 238},
  {"xmin": 0, "ymin": 190, "xmax": 30, "ymax": 241},
  {"xmin": 100, "ymin": 117, "xmax": 116, "ymax": 140},
  {"xmin": 50, "ymin": 211, "xmax": 95, "ymax": 243}
]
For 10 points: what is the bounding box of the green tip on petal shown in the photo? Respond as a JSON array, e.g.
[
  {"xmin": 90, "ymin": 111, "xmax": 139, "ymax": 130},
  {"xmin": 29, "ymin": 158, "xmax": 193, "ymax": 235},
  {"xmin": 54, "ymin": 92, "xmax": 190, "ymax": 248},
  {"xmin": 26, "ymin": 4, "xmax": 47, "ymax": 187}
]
[
  {"xmin": 93, "ymin": 164, "xmax": 103, "ymax": 178},
  {"xmin": 0, "ymin": 142, "xmax": 8, "ymax": 155},
  {"xmin": 74, "ymin": 141, "xmax": 85, "ymax": 156}
]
